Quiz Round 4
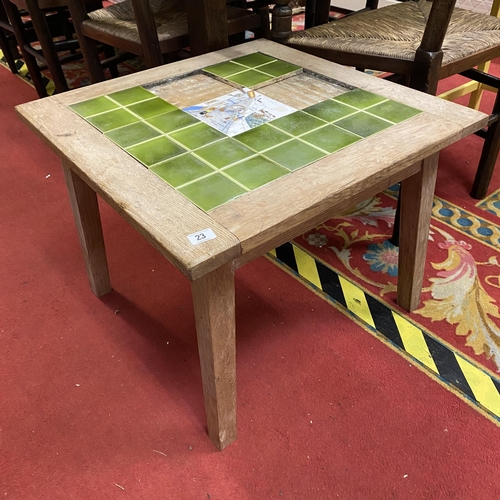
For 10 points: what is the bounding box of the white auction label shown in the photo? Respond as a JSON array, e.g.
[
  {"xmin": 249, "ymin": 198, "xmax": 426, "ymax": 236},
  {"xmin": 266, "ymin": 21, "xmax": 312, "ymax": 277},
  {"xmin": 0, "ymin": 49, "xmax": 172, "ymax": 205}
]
[{"xmin": 187, "ymin": 228, "xmax": 217, "ymax": 245}]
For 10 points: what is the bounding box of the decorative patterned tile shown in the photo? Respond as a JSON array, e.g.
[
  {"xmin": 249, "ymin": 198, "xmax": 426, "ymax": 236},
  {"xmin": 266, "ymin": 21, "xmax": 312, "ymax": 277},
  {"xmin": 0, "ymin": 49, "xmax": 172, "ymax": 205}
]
[
  {"xmin": 170, "ymin": 123, "xmax": 226, "ymax": 150},
  {"xmin": 263, "ymin": 139, "xmax": 326, "ymax": 171},
  {"xmin": 367, "ymin": 100, "xmax": 421, "ymax": 123},
  {"xmin": 333, "ymin": 89, "xmax": 387, "ymax": 109},
  {"xmin": 151, "ymin": 154, "xmax": 215, "ymax": 188},
  {"xmin": 270, "ymin": 111, "xmax": 325, "ymax": 136},
  {"xmin": 301, "ymin": 124, "xmax": 361, "ymax": 153},
  {"xmin": 87, "ymin": 108, "xmax": 139, "ymax": 132},
  {"xmin": 224, "ymin": 157, "xmax": 288, "ymax": 189},
  {"xmin": 335, "ymin": 112, "xmax": 392, "ymax": 137},
  {"xmin": 127, "ymin": 98, "xmax": 177, "ymax": 119},
  {"xmin": 231, "ymin": 52, "xmax": 276, "ymax": 67},
  {"xmin": 234, "ymin": 124, "xmax": 291, "ymax": 151},
  {"xmin": 179, "ymin": 174, "xmax": 246, "ymax": 211},
  {"xmin": 105, "ymin": 121, "xmax": 161, "ymax": 148},
  {"xmin": 146, "ymin": 109, "xmax": 199, "ymax": 134},
  {"xmin": 195, "ymin": 139, "xmax": 256, "ymax": 168},
  {"xmin": 127, "ymin": 136, "xmax": 185, "ymax": 166},
  {"xmin": 304, "ymin": 99, "xmax": 356, "ymax": 123},
  {"xmin": 108, "ymin": 86, "xmax": 156, "ymax": 106},
  {"xmin": 70, "ymin": 96, "xmax": 118, "ymax": 117}
]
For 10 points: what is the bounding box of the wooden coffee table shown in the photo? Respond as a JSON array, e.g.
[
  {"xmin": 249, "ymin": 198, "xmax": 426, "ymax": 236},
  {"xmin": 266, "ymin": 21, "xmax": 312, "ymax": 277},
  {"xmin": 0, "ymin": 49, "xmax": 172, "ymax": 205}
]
[{"xmin": 17, "ymin": 39, "xmax": 486, "ymax": 450}]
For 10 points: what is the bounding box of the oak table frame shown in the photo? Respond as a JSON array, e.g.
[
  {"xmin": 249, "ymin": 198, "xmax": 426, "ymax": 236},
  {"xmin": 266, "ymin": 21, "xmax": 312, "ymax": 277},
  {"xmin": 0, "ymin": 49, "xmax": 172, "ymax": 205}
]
[{"xmin": 17, "ymin": 39, "xmax": 487, "ymax": 450}]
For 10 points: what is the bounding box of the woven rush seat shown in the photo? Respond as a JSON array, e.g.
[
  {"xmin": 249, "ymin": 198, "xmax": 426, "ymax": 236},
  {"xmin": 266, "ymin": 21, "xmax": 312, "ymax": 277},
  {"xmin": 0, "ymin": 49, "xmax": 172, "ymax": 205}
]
[
  {"xmin": 287, "ymin": 0, "xmax": 500, "ymax": 68},
  {"xmin": 83, "ymin": 0, "xmax": 258, "ymax": 45}
]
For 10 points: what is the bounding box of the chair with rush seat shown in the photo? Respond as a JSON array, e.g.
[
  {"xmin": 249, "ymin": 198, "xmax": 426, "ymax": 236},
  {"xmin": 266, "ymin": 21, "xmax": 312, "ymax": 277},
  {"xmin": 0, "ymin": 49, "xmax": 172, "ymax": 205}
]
[
  {"xmin": 67, "ymin": 0, "xmax": 271, "ymax": 84},
  {"xmin": 271, "ymin": 0, "xmax": 500, "ymax": 200}
]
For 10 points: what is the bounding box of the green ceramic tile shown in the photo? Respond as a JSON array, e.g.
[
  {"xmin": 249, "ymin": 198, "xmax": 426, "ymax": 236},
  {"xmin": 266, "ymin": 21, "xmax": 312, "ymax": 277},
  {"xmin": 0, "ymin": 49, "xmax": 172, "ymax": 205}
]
[
  {"xmin": 151, "ymin": 154, "xmax": 214, "ymax": 188},
  {"xmin": 195, "ymin": 139, "xmax": 255, "ymax": 168},
  {"xmin": 224, "ymin": 156, "xmax": 288, "ymax": 189},
  {"xmin": 170, "ymin": 123, "xmax": 225, "ymax": 150},
  {"xmin": 204, "ymin": 60, "xmax": 246, "ymax": 77},
  {"xmin": 304, "ymin": 99, "xmax": 356, "ymax": 123},
  {"xmin": 108, "ymin": 86, "xmax": 156, "ymax": 106},
  {"xmin": 71, "ymin": 96, "xmax": 118, "ymax": 117},
  {"xmin": 333, "ymin": 89, "xmax": 387, "ymax": 109},
  {"xmin": 127, "ymin": 136, "xmax": 185, "ymax": 166},
  {"xmin": 231, "ymin": 52, "xmax": 276, "ymax": 68},
  {"xmin": 258, "ymin": 60, "xmax": 301, "ymax": 77},
  {"xmin": 179, "ymin": 173, "xmax": 246, "ymax": 211},
  {"xmin": 127, "ymin": 98, "xmax": 177, "ymax": 119},
  {"xmin": 234, "ymin": 124, "xmax": 290, "ymax": 151},
  {"xmin": 147, "ymin": 110, "xmax": 200, "ymax": 134},
  {"xmin": 367, "ymin": 99, "xmax": 421, "ymax": 123},
  {"xmin": 263, "ymin": 139, "xmax": 325, "ymax": 171},
  {"xmin": 105, "ymin": 121, "xmax": 161, "ymax": 148},
  {"xmin": 87, "ymin": 108, "xmax": 139, "ymax": 132},
  {"xmin": 270, "ymin": 111, "xmax": 325, "ymax": 136},
  {"xmin": 227, "ymin": 70, "xmax": 273, "ymax": 87},
  {"xmin": 335, "ymin": 112, "xmax": 392, "ymax": 138},
  {"xmin": 301, "ymin": 125, "xmax": 361, "ymax": 153}
]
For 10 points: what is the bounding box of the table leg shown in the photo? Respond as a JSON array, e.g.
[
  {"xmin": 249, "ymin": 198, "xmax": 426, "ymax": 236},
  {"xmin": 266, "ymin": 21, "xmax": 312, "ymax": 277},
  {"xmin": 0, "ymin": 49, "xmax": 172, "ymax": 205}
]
[
  {"xmin": 62, "ymin": 161, "xmax": 111, "ymax": 297},
  {"xmin": 191, "ymin": 263, "xmax": 236, "ymax": 450},
  {"xmin": 397, "ymin": 153, "xmax": 439, "ymax": 312}
]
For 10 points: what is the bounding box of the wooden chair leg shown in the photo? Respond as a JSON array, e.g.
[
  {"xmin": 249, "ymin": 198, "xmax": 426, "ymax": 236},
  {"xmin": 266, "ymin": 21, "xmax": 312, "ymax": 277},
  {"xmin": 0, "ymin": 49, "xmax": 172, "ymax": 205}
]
[
  {"xmin": 78, "ymin": 34, "xmax": 105, "ymax": 83},
  {"xmin": 471, "ymin": 89, "xmax": 500, "ymax": 199},
  {"xmin": 191, "ymin": 263, "xmax": 237, "ymax": 450},
  {"xmin": 257, "ymin": 6, "xmax": 271, "ymax": 39},
  {"xmin": 66, "ymin": 0, "xmax": 105, "ymax": 83},
  {"xmin": 389, "ymin": 191, "xmax": 401, "ymax": 247},
  {"xmin": 25, "ymin": 0, "xmax": 68, "ymax": 93},
  {"xmin": 0, "ymin": 27, "xmax": 18, "ymax": 72},
  {"xmin": 2, "ymin": 0, "xmax": 48, "ymax": 97}
]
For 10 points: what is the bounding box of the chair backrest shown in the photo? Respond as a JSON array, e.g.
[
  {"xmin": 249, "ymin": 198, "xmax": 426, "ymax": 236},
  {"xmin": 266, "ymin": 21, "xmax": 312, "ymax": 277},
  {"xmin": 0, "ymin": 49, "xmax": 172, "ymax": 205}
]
[
  {"xmin": 272, "ymin": 0, "xmax": 458, "ymax": 93},
  {"xmin": 411, "ymin": 0, "xmax": 457, "ymax": 93}
]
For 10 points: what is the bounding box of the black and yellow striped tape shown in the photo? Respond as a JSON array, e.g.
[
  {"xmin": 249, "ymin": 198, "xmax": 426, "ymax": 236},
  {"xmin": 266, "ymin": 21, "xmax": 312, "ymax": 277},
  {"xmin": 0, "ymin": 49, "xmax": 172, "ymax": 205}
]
[
  {"xmin": 268, "ymin": 241, "xmax": 500, "ymax": 425},
  {"xmin": 0, "ymin": 50, "xmax": 55, "ymax": 96}
]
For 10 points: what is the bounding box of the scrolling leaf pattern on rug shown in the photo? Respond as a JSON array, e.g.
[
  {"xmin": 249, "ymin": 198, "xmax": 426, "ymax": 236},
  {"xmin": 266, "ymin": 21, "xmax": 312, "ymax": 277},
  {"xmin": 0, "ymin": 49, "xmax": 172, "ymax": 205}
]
[{"xmin": 300, "ymin": 194, "xmax": 500, "ymax": 371}]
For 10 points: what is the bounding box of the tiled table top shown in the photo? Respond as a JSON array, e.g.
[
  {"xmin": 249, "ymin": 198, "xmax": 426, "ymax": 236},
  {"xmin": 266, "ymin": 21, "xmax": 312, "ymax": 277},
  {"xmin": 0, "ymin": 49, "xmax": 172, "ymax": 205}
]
[{"xmin": 70, "ymin": 53, "xmax": 421, "ymax": 212}]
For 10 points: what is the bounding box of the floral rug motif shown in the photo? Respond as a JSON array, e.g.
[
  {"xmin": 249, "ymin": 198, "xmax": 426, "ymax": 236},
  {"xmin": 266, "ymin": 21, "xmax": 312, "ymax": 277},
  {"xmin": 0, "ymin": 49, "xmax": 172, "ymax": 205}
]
[{"xmin": 298, "ymin": 187, "xmax": 500, "ymax": 375}]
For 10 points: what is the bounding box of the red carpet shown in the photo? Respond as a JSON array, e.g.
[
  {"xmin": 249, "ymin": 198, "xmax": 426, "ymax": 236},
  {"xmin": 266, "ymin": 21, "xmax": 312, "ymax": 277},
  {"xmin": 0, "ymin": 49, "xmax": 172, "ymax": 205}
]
[{"xmin": 1, "ymin": 60, "xmax": 500, "ymax": 498}]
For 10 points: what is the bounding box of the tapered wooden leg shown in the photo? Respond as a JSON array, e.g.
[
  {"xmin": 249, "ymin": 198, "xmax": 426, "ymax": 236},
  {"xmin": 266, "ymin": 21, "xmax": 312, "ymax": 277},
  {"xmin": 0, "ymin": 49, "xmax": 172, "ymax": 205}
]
[
  {"xmin": 191, "ymin": 263, "xmax": 236, "ymax": 450},
  {"xmin": 62, "ymin": 161, "xmax": 111, "ymax": 297},
  {"xmin": 397, "ymin": 153, "xmax": 439, "ymax": 312}
]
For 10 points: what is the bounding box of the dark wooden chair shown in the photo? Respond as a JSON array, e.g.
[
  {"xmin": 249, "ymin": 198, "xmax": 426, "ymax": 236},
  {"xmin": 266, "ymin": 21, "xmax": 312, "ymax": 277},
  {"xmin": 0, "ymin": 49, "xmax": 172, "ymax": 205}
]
[
  {"xmin": 271, "ymin": 0, "xmax": 500, "ymax": 202},
  {"xmin": 0, "ymin": 0, "xmax": 22, "ymax": 73},
  {"xmin": 1, "ymin": 0, "xmax": 109, "ymax": 97},
  {"xmin": 67, "ymin": 0, "xmax": 271, "ymax": 84}
]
